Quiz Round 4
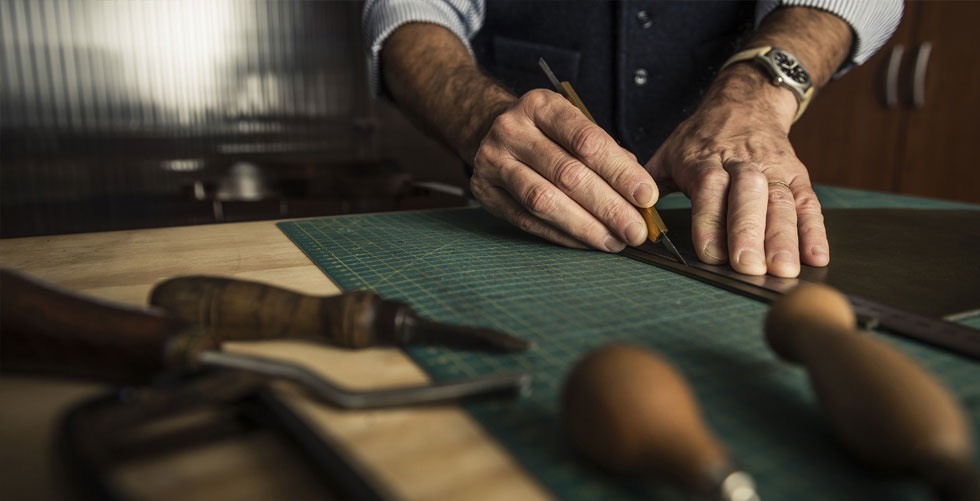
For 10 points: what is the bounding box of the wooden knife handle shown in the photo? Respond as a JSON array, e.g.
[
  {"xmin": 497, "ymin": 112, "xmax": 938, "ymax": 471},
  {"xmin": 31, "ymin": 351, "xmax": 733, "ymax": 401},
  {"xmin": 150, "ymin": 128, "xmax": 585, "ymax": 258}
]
[
  {"xmin": 561, "ymin": 344, "xmax": 739, "ymax": 496},
  {"xmin": 149, "ymin": 276, "xmax": 397, "ymax": 349},
  {"xmin": 0, "ymin": 269, "xmax": 206, "ymax": 384},
  {"xmin": 765, "ymin": 284, "xmax": 978, "ymax": 499}
]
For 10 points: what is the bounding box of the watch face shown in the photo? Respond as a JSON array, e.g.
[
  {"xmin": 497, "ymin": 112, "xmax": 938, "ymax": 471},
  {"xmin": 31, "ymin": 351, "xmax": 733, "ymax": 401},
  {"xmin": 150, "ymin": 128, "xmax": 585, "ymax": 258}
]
[{"xmin": 772, "ymin": 50, "xmax": 811, "ymax": 85}]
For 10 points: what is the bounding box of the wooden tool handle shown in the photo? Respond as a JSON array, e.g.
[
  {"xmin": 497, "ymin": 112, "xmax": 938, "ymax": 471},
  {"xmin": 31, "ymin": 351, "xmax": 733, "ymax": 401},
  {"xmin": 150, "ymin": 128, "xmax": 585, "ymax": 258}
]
[
  {"xmin": 561, "ymin": 344, "xmax": 739, "ymax": 496},
  {"xmin": 766, "ymin": 284, "xmax": 979, "ymax": 498},
  {"xmin": 149, "ymin": 276, "xmax": 395, "ymax": 349},
  {"xmin": 0, "ymin": 269, "xmax": 208, "ymax": 384}
]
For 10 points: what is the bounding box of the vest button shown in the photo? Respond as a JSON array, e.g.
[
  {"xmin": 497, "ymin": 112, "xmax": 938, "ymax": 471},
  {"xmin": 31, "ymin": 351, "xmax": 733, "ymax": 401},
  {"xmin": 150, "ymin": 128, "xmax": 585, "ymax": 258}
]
[
  {"xmin": 633, "ymin": 68, "xmax": 648, "ymax": 86},
  {"xmin": 636, "ymin": 10, "xmax": 652, "ymax": 29}
]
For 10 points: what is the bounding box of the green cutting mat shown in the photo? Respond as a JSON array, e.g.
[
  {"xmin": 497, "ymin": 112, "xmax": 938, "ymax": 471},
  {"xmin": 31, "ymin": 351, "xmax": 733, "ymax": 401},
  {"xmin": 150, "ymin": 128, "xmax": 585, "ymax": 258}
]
[{"xmin": 278, "ymin": 186, "xmax": 980, "ymax": 499}]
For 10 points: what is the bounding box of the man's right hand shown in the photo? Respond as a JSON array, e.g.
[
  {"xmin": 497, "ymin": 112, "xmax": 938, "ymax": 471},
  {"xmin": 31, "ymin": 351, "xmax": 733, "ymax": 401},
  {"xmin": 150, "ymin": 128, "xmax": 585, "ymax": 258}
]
[
  {"xmin": 381, "ymin": 23, "xmax": 654, "ymax": 253},
  {"xmin": 470, "ymin": 89, "xmax": 658, "ymax": 252}
]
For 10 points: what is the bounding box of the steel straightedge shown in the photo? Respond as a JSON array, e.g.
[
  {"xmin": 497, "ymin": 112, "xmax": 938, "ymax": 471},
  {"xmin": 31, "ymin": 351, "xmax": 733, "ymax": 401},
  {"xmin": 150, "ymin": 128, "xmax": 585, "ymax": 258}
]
[{"xmin": 619, "ymin": 248, "xmax": 980, "ymax": 361}]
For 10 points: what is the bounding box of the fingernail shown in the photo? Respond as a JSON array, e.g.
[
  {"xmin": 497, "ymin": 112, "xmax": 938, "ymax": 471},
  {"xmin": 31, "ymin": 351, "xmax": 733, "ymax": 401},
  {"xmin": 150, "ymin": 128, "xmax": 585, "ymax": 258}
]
[
  {"xmin": 625, "ymin": 221, "xmax": 645, "ymax": 245},
  {"xmin": 604, "ymin": 236, "xmax": 626, "ymax": 253},
  {"xmin": 702, "ymin": 239, "xmax": 728, "ymax": 263},
  {"xmin": 632, "ymin": 183, "xmax": 654, "ymax": 206},
  {"xmin": 810, "ymin": 246, "xmax": 828, "ymax": 259},
  {"xmin": 735, "ymin": 249, "xmax": 766, "ymax": 274},
  {"xmin": 770, "ymin": 251, "xmax": 794, "ymax": 267}
]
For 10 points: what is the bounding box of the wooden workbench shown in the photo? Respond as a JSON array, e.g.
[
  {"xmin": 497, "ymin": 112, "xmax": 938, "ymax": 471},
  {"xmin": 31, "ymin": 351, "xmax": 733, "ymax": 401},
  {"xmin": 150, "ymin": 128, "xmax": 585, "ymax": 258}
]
[{"xmin": 0, "ymin": 220, "xmax": 550, "ymax": 500}]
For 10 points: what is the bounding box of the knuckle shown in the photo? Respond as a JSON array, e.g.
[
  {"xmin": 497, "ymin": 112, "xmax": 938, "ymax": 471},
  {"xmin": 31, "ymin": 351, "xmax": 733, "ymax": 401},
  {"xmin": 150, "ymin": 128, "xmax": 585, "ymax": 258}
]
[
  {"xmin": 521, "ymin": 89, "xmax": 553, "ymax": 110},
  {"xmin": 469, "ymin": 177, "xmax": 488, "ymax": 200},
  {"xmin": 795, "ymin": 192, "xmax": 823, "ymax": 214},
  {"xmin": 489, "ymin": 112, "xmax": 520, "ymax": 137},
  {"xmin": 522, "ymin": 183, "xmax": 560, "ymax": 216},
  {"xmin": 693, "ymin": 168, "xmax": 730, "ymax": 193},
  {"xmin": 767, "ymin": 185, "xmax": 795, "ymax": 207},
  {"xmin": 730, "ymin": 219, "xmax": 764, "ymax": 241},
  {"xmin": 595, "ymin": 198, "xmax": 631, "ymax": 227},
  {"xmin": 473, "ymin": 143, "xmax": 493, "ymax": 168},
  {"xmin": 552, "ymin": 158, "xmax": 591, "ymax": 192},
  {"xmin": 798, "ymin": 211, "xmax": 827, "ymax": 236},
  {"xmin": 738, "ymin": 169, "xmax": 768, "ymax": 189},
  {"xmin": 512, "ymin": 211, "xmax": 539, "ymax": 234},
  {"xmin": 569, "ymin": 125, "xmax": 606, "ymax": 160},
  {"xmin": 692, "ymin": 211, "xmax": 725, "ymax": 230}
]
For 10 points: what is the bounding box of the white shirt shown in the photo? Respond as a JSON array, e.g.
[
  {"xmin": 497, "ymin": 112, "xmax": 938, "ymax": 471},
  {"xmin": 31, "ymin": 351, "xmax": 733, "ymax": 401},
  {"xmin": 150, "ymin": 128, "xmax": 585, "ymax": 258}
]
[{"xmin": 362, "ymin": 0, "xmax": 903, "ymax": 96}]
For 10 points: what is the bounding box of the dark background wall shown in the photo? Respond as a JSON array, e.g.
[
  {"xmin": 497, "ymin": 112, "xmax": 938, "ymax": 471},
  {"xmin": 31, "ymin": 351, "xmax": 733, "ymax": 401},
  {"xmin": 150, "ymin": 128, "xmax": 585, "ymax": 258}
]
[{"xmin": 0, "ymin": 0, "xmax": 466, "ymax": 238}]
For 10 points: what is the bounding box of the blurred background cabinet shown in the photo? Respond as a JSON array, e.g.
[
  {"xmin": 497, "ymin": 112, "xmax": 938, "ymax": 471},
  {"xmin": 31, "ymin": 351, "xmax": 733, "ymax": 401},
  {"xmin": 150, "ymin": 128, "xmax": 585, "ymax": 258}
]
[{"xmin": 791, "ymin": 0, "xmax": 980, "ymax": 204}]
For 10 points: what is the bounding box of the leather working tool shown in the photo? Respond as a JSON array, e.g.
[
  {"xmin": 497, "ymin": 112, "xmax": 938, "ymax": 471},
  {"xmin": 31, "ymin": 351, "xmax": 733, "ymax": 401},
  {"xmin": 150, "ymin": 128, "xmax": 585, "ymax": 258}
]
[
  {"xmin": 766, "ymin": 284, "xmax": 979, "ymax": 499},
  {"xmin": 149, "ymin": 275, "xmax": 531, "ymax": 353},
  {"xmin": 561, "ymin": 344, "xmax": 760, "ymax": 501},
  {"xmin": 537, "ymin": 57, "xmax": 688, "ymax": 266},
  {"xmin": 0, "ymin": 269, "xmax": 530, "ymax": 408}
]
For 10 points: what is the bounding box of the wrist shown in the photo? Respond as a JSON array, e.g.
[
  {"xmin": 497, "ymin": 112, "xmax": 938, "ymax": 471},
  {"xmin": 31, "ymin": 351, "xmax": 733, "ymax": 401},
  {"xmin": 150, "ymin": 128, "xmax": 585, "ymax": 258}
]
[
  {"xmin": 462, "ymin": 86, "xmax": 517, "ymax": 163},
  {"xmin": 710, "ymin": 63, "xmax": 799, "ymax": 131}
]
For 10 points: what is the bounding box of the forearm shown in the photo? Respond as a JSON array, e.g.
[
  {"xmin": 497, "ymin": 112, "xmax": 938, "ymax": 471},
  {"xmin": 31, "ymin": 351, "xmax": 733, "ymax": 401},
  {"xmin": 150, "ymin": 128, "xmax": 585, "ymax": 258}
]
[{"xmin": 381, "ymin": 22, "xmax": 516, "ymax": 163}]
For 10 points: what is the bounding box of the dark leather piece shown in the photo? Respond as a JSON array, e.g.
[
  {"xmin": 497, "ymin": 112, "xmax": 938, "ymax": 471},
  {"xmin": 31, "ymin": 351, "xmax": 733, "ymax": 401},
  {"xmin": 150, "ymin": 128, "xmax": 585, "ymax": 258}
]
[{"xmin": 655, "ymin": 209, "xmax": 980, "ymax": 320}]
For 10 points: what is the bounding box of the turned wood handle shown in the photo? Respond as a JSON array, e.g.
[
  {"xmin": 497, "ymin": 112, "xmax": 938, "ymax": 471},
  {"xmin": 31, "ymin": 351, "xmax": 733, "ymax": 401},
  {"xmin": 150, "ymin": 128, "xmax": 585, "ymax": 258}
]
[
  {"xmin": 561, "ymin": 344, "xmax": 737, "ymax": 495},
  {"xmin": 149, "ymin": 276, "xmax": 395, "ymax": 349},
  {"xmin": 766, "ymin": 284, "xmax": 978, "ymax": 498},
  {"xmin": 0, "ymin": 269, "xmax": 206, "ymax": 384}
]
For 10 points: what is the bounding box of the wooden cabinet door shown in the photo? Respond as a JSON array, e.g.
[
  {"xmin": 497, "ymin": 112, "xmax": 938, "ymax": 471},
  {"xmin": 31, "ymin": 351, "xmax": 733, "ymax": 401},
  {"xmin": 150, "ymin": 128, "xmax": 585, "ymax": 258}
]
[
  {"xmin": 899, "ymin": 1, "xmax": 980, "ymax": 203},
  {"xmin": 790, "ymin": 1, "xmax": 980, "ymax": 204}
]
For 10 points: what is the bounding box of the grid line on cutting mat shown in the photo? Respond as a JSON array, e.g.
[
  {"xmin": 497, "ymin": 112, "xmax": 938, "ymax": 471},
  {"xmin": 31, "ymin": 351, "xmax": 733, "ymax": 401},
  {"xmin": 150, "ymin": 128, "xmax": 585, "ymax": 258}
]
[{"xmin": 279, "ymin": 194, "xmax": 979, "ymax": 500}]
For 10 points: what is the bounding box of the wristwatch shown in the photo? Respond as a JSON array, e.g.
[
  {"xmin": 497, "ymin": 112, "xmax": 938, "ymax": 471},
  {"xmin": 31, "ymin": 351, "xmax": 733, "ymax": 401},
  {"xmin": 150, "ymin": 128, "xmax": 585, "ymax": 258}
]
[{"xmin": 720, "ymin": 46, "xmax": 814, "ymax": 122}]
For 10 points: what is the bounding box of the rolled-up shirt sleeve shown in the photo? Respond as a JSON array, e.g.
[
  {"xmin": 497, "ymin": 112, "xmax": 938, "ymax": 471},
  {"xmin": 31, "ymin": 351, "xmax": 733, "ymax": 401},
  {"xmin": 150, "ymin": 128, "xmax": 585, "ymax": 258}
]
[
  {"xmin": 756, "ymin": 0, "xmax": 903, "ymax": 73},
  {"xmin": 362, "ymin": 0, "xmax": 485, "ymax": 97}
]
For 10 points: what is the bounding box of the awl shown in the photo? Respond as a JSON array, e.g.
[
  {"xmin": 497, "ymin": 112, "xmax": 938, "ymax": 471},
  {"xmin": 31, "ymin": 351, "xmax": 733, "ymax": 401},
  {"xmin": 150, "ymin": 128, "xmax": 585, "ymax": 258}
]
[
  {"xmin": 538, "ymin": 58, "xmax": 687, "ymax": 266},
  {"xmin": 149, "ymin": 275, "xmax": 531, "ymax": 353}
]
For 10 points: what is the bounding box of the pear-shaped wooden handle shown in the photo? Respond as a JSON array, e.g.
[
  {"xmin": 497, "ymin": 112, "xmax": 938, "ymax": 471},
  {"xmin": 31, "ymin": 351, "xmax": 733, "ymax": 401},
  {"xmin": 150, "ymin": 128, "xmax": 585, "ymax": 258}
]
[
  {"xmin": 149, "ymin": 276, "xmax": 400, "ymax": 349},
  {"xmin": 766, "ymin": 284, "xmax": 978, "ymax": 499},
  {"xmin": 561, "ymin": 344, "xmax": 749, "ymax": 497}
]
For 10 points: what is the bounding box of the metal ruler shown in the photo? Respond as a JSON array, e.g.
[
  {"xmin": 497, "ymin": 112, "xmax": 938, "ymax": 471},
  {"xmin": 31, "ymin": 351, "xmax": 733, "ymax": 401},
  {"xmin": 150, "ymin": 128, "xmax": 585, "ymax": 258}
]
[{"xmin": 621, "ymin": 247, "xmax": 980, "ymax": 361}]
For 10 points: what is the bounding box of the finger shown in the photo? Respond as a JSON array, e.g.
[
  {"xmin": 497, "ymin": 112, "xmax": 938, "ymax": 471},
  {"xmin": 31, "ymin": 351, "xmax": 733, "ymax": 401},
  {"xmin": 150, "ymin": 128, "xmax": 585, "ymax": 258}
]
[
  {"xmin": 506, "ymin": 127, "xmax": 648, "ymax": 247},
  {"xmin": 724, "ymin": 163, "xmax": 768, "ymax": 275},
  {"xmin": 764, "ymin": 181, "xmax": 801, "ymax": 278},
  {"xmin": 522, "ymin": 90, "xmax": 658, "ymax": 208},
  {"xmin": 482, "ymin": 156, "xmax": 628, "ymax": 252},
  {"xmin": 683, "ymin": 159, "xmax": 730, "ymax": 265},
  {"xmin": 794, "ymin": 185, "xmax": 830, "ymax": 267},
  {"xmin": 476, "ymin": 183, "xmax": 589, "ymax": 249}
]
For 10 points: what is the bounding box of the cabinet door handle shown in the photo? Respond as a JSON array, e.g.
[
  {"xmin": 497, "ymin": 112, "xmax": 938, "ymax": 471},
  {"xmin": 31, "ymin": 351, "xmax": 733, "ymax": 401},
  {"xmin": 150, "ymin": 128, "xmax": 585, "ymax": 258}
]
[
  {"xmin": 884, "ymin": 45, "xmax": 905, "ymax": 109},
  {"xmin": 912, "ymin": 42, "xmax": 933, "ymax": 108}
]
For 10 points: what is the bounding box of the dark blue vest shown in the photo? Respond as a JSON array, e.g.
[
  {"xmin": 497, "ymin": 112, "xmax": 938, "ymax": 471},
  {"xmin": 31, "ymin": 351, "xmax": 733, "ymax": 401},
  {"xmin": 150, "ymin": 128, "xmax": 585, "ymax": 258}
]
[{"xmin": 471, "ymin": 1, "xmax": 753, "ymax": 162}]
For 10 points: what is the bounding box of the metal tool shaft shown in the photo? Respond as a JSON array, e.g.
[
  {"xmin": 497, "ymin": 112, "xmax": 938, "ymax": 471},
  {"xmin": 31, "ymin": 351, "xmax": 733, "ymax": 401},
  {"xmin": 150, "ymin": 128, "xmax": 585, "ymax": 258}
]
[{"xmin": 200, "ymin": 351, "xmax": 531, "ymax": 409}]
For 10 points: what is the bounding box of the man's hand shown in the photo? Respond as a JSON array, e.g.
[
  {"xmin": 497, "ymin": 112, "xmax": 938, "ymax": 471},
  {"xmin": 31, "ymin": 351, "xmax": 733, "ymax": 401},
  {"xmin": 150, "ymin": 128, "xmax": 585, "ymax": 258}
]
[
  {"xmin": 647, "ymin": 65, "xmax": 827, "ymax": 278},
  {"xmin": 383, "ymin": 24, "xmax": 655, "ymax": 252},
  {"xmin": 471, "ymin": 89, "xmax": 656, "ymax": 252},
  {"xmin": 645, "ymin": 6, "xmax": 852, "ymax": 278}
]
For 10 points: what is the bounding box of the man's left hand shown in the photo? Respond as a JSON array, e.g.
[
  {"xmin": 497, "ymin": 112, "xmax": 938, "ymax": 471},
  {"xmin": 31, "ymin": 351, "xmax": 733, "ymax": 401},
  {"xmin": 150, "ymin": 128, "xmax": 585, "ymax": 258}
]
[{"xmin": 646, "ymin": 64, "xmax": 830, "ymax": 278}]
